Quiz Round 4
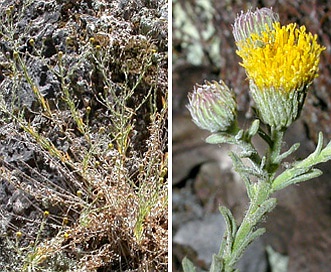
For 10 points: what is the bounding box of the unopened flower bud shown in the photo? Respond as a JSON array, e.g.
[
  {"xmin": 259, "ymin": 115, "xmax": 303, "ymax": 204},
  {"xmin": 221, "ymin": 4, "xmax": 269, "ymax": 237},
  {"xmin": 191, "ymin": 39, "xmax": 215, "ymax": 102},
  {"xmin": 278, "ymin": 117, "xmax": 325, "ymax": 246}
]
[
  {"xmin": 13, "ymin": 51, "xmax": 19, "ymax": 59},
  {"xmin": 187, "ymin": 80, "xmax": 237, "ymax": 133},
  {"xmin": 77, "ymin": 190, "xmax": 83, "ymax": 198},
  {"xmin": 58, "ymin": 51, "xmax": 63, "ymax": 59},
  {"xmin": 62, "ymin": 217, "xmax": 69, "ymax": 225}
]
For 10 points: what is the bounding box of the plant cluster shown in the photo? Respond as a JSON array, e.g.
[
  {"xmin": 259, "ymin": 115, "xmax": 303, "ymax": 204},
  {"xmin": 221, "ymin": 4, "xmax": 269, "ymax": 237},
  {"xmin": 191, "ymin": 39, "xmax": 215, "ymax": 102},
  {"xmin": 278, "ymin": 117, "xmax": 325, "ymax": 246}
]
[
  {"xmin": 0, "ymin": 0, "xmax": 168, "ymax": 271},
  {"xmin": 185, "ymin": 7, "xmax": 330, "ymax": 272}
]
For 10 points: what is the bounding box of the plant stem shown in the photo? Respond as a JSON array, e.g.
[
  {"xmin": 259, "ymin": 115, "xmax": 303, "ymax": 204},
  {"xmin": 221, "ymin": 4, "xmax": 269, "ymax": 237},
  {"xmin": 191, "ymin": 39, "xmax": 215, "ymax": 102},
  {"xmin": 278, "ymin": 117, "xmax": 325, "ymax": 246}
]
[
  {"xmin": 223, "ymin": 181, "xmax": 272, "ymax": 271},
  {"xmin": 266, "ymin": 127, "xmax": 284, "ymax": 175},
  {"xmin": 222, "ymin": 126, "xmax": 284, "ymax": 271}
]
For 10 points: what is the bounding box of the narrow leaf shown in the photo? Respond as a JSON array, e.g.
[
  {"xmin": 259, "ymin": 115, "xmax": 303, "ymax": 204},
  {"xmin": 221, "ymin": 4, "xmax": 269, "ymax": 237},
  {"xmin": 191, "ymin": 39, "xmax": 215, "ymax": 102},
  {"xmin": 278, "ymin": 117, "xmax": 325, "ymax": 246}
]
[
  {"xmin": 272, "ymin": 168, "xmax": 322, "ymax": 191},
  {"xmin": 318, "ymin": 140, "xmax": 331, "ymax": 163},
  {"xmin": 229, "ymin": 157, "xmax": 254, "ymax": 200},
  {"xmin": 219, "ymin": 206, "xmax": 237, "ymax": 256},
  {"xmin": 272, "ymin": 167, "xmax": 312, "ymax": 192},
  {"xmin": 250, "ymin": 198, "xmax": 277, "ymax": 225},
  {"xmin": 247, "ymin": 119, "xmax": 260, "ymax": 138},
  {"xmin": 206, "ymin": 133, "xmax": 236, "ymax": 145},
  {"xmin": 235, "ymin": 129, "xmax": 244, "ymax": 141},
  {"xmin": 210, "ymin": 254, "xmax": 224, "ymax": 272},
  {"xmin": 182, "ymin": 257, "xmax": 197, "ymax": 272},
  {"xmin": 314, "ymin": 132, "xmax": 324, "ymax": 156},
  {"xmin": 276, "ymin": 143, "xmax": 300, "ymax": 163},
  {"xmin": 230, "ymin": 152, "xmax": 265, "ymax": 179},
  {"xmin": 228, "ymin": 228, "xmax": 266, "ymax": 267}
]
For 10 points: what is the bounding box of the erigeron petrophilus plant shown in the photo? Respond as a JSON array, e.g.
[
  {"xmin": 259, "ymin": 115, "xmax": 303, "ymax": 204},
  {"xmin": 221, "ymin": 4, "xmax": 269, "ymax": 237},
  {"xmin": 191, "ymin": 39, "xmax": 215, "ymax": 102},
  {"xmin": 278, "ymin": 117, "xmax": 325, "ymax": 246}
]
[
  {"xmin": 184, "ymin": 7, "xmax": 331, "ymax": 272},
  {"xmin": 0, "ymin": 0, "xmax": 168, "ymax": 271}
]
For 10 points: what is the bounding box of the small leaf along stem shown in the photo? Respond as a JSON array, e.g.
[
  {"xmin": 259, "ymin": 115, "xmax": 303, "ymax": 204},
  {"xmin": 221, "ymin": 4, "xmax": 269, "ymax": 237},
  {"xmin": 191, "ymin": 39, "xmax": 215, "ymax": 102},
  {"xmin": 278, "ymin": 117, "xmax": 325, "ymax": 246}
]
[{"xmin": 183, "ymin": 117, "xmax": 331, "ymax": 272}]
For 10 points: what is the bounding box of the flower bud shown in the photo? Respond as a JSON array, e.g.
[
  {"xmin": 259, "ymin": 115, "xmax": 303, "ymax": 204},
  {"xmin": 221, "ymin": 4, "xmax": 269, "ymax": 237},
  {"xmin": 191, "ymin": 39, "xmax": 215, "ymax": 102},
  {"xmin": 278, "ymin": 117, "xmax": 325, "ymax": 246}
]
[
  {"xmin": 187, "ymin": 80, "xmax": 237, "ymax": 133},
  {"xmin": 44, "ymin": 210, "xmax": 50, "ymax": 217},
  {"xmin": 29, "ymin": 38, "xmax": 35, "ymax": 47}
]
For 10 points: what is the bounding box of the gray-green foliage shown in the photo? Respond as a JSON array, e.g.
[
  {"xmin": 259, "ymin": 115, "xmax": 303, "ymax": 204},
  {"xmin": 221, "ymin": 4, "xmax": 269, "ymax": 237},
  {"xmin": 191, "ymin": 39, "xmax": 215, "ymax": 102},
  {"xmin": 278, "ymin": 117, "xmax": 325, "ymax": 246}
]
[{"xmin": 183, "ymin": 120, "xmax": 331, "ymax": 272}]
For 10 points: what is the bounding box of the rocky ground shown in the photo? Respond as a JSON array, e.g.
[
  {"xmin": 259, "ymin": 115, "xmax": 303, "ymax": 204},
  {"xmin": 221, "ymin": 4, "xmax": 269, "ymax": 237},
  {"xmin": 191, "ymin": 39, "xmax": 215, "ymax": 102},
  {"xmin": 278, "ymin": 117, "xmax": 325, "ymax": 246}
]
[
  {"xmin": 173, "ymin": 0, "xmax": 331, "ymax": 271},
  {"xmin": 0, "ymin": 0, "xmax": 168, "ymax": 271}
]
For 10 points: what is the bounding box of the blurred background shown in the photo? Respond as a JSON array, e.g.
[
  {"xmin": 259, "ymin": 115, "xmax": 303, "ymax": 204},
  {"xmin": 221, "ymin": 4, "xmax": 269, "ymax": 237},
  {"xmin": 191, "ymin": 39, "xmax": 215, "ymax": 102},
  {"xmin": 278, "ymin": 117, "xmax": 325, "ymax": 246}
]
[{"xmin": 172, "ymin": 0, "xmax": 331, "ymax": 271}]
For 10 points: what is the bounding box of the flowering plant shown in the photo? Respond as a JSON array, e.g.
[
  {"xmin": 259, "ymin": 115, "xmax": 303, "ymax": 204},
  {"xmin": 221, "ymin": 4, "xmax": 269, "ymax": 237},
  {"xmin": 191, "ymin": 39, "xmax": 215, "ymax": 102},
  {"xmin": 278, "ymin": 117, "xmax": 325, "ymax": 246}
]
[{"xmin": 184, "ymin": 7, "xmax": 330, "ymax": 272}]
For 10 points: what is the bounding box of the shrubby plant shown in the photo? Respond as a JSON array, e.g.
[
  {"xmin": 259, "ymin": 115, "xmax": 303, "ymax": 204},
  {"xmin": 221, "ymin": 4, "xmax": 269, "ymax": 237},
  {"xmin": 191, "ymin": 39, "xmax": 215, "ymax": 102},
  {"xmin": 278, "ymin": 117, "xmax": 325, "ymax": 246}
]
[
  {"xmin": 0, "ymin": 0, "xmax": 167, "ymax": 271},
  {"xmin": 185, "ymin": 8, "xmax": 330, "ymax": 272}
]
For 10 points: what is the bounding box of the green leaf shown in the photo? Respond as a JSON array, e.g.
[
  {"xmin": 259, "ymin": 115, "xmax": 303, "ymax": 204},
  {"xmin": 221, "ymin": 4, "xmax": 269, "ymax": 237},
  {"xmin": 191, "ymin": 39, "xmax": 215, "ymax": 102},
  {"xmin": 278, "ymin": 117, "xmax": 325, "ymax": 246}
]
[
  {"xmin": 221, "ymin": 206, "xmax": 237, "ymax": 239},
  {"xmin": 219, "ymin": 206, "xmax": 237, "ymax": 256},
  {"xmin": 230, "ymin": 152, "xmax": 265, "ymax": 179},
  {"xmin": 238, "ymin": 144, "xmax": 256, "ymax": 158},
  {"xmin": 318, "ymin": 140, "xmax": 331, "ymax": 163},
  {"xmin": 314, "ymin": 132, "xmax": 324, "ymax": 156},
  {"xmin": 206, "ymin": 133, "xmax": 236, "ymax": 145},
  {"xmin": 272, "ymin": 133, "xmax": 331, "ymax": 192},
  {"xmin": 250, "ymin": 198, "xmax": 277, "ymax": 225},
  {"xmin": 266, "ymin": 246, "xmax": 288, "ymax": 272},
  {"xmin": 247, "ymin": 119, "xmax": 260, "ymax": 138},
  {"xmin": 276, "ymin": 143, "xmax": 300, "ymax": 163},
  {"xmin": 206, "ymin": 132, "xmax": 257, "ymax": 157},
  {"xmin": 210, "ymin": 254, "xmax": 224, "ymax": 272},
  {"xmin": 272, "ymin": 168, "xmax": 322, "ymax": 191},
  {"xmin": 228, "ymin": 227, "xmax": 266, "ymax": 267},
  {"xmin": 235, "ymin": 129, "xmax": 244, "ymax": 141},
  {"xmin": 182, "ymin": 257, "xmax": 197, "ymax": 272}
]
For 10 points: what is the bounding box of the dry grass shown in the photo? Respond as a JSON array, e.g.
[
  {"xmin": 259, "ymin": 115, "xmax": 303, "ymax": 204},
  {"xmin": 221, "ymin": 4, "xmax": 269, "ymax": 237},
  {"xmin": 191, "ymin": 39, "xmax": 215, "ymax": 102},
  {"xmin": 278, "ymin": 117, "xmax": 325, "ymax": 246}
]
[{"xmin": 0, "ymin": 0, "xmax": 168, "ymax": 271}]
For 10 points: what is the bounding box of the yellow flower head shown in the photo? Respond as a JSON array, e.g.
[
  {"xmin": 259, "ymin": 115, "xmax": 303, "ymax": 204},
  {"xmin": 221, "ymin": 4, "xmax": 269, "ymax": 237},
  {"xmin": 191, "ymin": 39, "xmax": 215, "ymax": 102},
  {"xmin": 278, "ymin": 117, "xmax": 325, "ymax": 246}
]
[
  {"xmin": 233, "ymin": 7, "xmax": 325, "ymax": 129},
  {"xmin": 237, "ymin": 22, "xmax": 325, "ymax": 93}
]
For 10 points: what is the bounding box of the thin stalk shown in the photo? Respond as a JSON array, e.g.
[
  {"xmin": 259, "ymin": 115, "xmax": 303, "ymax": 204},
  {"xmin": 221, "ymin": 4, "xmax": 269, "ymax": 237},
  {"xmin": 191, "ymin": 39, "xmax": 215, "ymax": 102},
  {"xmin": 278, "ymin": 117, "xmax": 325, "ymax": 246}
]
[
  {"xmin": 223, "ymin": 181, "xmax": 271, "ymax": 271},
  {"xmin": 222, "ymin": 126, "xmax": 284, "ymax": 271},
  {"xmin": 265, "ymin": 127, "xmax": 284, "ymax": 176}
]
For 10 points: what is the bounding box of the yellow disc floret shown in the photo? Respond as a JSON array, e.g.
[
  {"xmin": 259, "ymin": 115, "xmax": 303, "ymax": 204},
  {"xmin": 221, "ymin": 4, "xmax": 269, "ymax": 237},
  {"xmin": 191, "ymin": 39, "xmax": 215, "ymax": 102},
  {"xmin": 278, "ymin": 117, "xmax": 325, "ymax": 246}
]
[{"xmin": 236, "ymin": 22, "xmax": 325, "ymax": 93}]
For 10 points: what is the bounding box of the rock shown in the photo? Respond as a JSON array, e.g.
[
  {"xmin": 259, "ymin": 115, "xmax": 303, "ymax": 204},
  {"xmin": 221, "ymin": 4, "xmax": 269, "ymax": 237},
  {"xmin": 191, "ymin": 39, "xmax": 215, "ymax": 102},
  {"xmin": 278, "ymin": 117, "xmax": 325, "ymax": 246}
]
[
  {"xmin": 172, "ymin": 114, "xmax": 224, "ymax": 185},
  {"xmin": 237, "ymin": 239, "xmax": 268, "ymax": 272},
  {"xmin": 174, "ymin": 213, "xmax": 226, "ymax": 270},
  {"xmin": 194, "ymin": 161, "xmax": 247, "ymax": 218},
  {"xmin": 174, "ymin": 213, "xmax": 268, "ymax": 272}
]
